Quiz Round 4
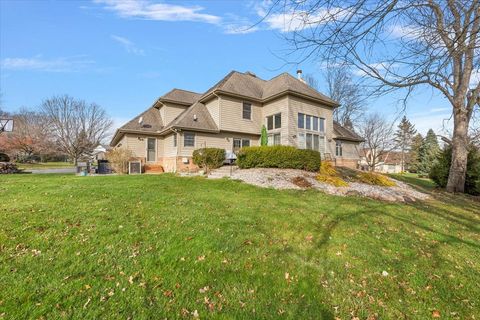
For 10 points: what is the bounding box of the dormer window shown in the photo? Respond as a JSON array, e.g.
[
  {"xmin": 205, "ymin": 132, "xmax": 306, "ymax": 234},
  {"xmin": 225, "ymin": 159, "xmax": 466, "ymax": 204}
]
[{"xmin": 242, "ymin": 102, "xmax": 252, "ymax": 120}]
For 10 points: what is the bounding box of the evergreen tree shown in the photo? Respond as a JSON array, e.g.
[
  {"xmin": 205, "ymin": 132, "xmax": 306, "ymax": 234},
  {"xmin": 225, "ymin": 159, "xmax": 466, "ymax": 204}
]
[
  {"xmin": 260, "ymin": 125, "xmax": 268, "ymax": 146},
  {"xmin": 409, "ymin": 133, "xmax": 424, "ymax": 173},
  {"xmin": 418, "ymin": 129, "xmax": 440, "ymax": 174},
  {"xmin": 394, "ymin": 116, "xmax": 417, "ymax": 172}
]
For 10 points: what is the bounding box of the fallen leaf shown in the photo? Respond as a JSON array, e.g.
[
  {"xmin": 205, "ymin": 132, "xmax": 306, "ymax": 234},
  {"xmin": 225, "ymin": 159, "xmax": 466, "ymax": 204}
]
[
  {"xmin": 197, "ymin": 255, "xmax": 205, "ymax": 261},
  {"xmin": 432, "ymin": 310, "xmax": 441, "ymax": 318},
  {"xmin": 305, "ymin": 235, "xmax": 313, "ymax": 242}
]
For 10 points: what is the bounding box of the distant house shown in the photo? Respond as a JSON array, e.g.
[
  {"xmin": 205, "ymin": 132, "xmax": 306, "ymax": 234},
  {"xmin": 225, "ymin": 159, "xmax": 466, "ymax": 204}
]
[
  {"xmin": 110, "ymin": 70, "xmax": 364, "ymax": 173},
  {"xmin": 92, "ymin": 145, "xmax": 111, "ymax": 161},
  {"xmin": 360, "ymin": 150, "xmax": 405, "ymax": 173}
]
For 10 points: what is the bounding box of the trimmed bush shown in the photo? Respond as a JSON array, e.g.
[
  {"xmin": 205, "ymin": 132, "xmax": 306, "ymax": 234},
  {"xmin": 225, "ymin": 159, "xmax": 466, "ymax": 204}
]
[
  {"xmin": 192, "ymin": 148, "xmax": 225, "ymax": 173},
  {"xmin": 236, "ymin": 146, "xmax": 321, "ymax": 172},
  {"xmin": 429, "ymin": 146, "xmax": 480, "ymax": 195},
  {"xmin": 0, "ymin": 162, "xmax": 21, "ymax": 174},
  {"xmin": 356, "ymin": 172, "xmax": 396, "ymax": 187}
]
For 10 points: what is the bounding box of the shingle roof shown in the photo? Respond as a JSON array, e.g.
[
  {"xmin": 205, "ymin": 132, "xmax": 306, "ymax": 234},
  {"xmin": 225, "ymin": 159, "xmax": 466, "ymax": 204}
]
[
  {"xmin": 200, "ymin": 71, "xmax": 338, "ymax": 106},
  {"xmin": 120, "ymin": 107, "xmax": 163, "ymax": 132},
  {"xmin": 110, "ymin": 107, "xmax": 164, "ymax": 146},
  {"xmin": 333, "ymin": 121, "xmax": 364, "ymax": 142},
  {"xmin": 162, "ymin": 102, "xmax": 218, "ymax": 133},
  {"xmin": 160, "ymin": 88, "xmax": 202, "ymax": 105}
]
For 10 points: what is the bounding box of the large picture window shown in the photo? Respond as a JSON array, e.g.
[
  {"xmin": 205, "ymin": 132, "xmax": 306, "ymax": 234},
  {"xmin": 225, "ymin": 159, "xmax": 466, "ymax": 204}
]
[
  {"xmin": 297, "ymin": 113, "xmax": 325, "ymax": 133},
  {"xmin": 266, "ymin": 113, "xmax": 281, "ymax": 130},
  {"xmin": 242, "ymin": 102, "xmax": 252, "ymax": 120},
  {"xmin": 184, "ymin": 132, "xmax": 195, "ymax": 147}
]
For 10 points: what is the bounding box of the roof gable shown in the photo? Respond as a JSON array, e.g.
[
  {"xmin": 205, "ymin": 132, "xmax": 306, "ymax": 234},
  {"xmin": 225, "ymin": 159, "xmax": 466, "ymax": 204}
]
[
  {"xmin": 160, "ymin": 88, "xmax": 202, "ymax": 105},
  {"xmin": 164, "ymin": 102, "xmax": 218, "ymax": 133}
]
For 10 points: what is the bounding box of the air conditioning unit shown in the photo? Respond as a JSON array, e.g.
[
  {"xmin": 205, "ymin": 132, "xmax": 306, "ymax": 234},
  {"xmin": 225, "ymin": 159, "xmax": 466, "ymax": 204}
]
[{"xmin": 128, "ymin": 161, "xmax": 142, "ymax": 174}]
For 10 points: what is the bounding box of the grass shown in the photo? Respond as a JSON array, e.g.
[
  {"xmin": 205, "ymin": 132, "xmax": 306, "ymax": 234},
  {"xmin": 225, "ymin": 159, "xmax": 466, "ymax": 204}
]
[
  {"xmin": 1, "ymin": 174, "xmax": 479, "ymax": 319},
  {"xmin": 16, "ymin": 161, "xmax": 74, "ymax": 170}
]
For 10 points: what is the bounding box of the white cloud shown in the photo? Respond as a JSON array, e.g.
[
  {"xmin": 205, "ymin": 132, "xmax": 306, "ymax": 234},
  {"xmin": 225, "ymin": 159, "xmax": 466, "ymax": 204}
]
[
  {"xmin": 111, "ymin": 35, "xmax": 145, "ymax": 55},
  {"xmin": 430, "ymin": 107, "xmax": 450, "ymax": 113},
  {"xmin": 94, "ymin": 0, "xmax": 221, "ymax": 24},
  {"xmin": 1, "ymin": 55, "xmax": 94, "ymax": 72},
  {"xmin": 388, "ymin": 24, "xmax": 423, "ymax": 40}
]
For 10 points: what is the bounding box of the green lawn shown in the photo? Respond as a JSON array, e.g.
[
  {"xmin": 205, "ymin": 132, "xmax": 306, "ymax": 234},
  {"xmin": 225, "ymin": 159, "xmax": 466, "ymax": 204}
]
[
  {"xmin": 16, "ymin": 161, "xmax": 74, "ymax": 170},
  {"xmin": 1, "ymin": 174, "xmax": 479, "ymax": 319}
]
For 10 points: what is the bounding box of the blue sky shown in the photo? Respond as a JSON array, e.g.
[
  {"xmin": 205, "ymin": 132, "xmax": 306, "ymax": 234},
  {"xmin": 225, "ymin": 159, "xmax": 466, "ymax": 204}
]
[{"xmin": 0, "ymin": 0, "xmax": 454, "ymax": 136}]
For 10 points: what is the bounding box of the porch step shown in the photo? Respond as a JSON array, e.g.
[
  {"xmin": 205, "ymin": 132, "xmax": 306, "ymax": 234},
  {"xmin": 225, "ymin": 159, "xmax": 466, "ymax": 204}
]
[
  {"xmin": 144, "ymin": 164, "xmax": 164, "ymax": 174},
  {"xmin": 208, "ymin": 165, "xmax": 238, "ymax": 179}
]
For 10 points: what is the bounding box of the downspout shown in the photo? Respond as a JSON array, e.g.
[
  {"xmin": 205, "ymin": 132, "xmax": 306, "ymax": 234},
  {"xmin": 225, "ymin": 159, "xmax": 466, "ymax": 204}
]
[{"xmin": 169, "ymin": 127, "xmax": 180, "ymax": 173}]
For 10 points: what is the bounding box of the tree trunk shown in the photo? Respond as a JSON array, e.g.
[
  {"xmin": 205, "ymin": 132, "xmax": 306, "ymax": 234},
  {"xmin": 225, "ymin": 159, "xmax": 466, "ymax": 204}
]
[{"xmin": 446, "ymin": 109, "xmax": 469, "ymax": 193}]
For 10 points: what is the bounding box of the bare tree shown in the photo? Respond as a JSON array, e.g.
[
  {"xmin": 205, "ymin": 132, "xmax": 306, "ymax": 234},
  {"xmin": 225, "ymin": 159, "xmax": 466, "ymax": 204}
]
[
  {"xmin": 267, "ymin": 0, "xmax": 480, "ymax": 193},
  {"xmin": 325, "ymin": 67, "xmax": 364, "ymax": 129},
  {"xmin": 41, "ymin": 95, "xmax": 113, "ymax": 165},
  {"xmin": 304, "ymin": 73, "xmax": 319, "ymax": 90},
  {"xmin": 359, "ymin": 113, "xmax": 395, "ymax": 171}
]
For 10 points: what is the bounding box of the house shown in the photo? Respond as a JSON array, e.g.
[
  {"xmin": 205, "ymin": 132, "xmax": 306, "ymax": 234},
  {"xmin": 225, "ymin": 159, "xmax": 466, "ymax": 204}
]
[
  {"xmin": 110, "ymin": 70, "xmax": 364, "ymax": 173},
  {"xmin": 359, "ymin": 150, "xmax": 405, "ymax": 173}
]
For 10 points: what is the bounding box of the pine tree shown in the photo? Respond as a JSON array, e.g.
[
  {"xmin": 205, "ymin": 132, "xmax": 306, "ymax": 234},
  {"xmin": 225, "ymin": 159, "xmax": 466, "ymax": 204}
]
[
  {"xmin": 409, "ymin": 133, "xmax": 424, "ymax": 173},
  {"xmin": 394, "ymin": 116, "xmax": 417, "ymax": 172},
  {"xmin": 418, "ymin": 129, "xmax": 440, "ymax": 175},
  {"xmin": 260, "ymin": 125, "xmax": 268, "ymax": 146}
]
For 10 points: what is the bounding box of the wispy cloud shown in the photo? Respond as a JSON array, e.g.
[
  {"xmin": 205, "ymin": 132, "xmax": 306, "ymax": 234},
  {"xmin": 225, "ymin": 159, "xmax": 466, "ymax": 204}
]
[
  {"xmin": 94, "ymin": 0, "xmax": 221, "ymax": 24},
  {"xmin": 430, "ymin": 107, "xmax": 450, "ymax": 113},
  {"xmin": 1, "ymin": 55, "xmax": 95, "ymax": 72},
  {"xmin": 111, "ymin": 35, "xmax": 145, "ymax": 55}
]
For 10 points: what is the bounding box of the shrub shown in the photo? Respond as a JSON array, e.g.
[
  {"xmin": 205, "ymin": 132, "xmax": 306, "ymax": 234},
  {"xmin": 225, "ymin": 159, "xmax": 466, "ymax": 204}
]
[
  {"xmin": 0, "ymin": 162, "xmax": 21, "ymax": 174},
  {"xmin": 316, "ymin": 161, "xmax": 349, "ymax": 187},
  {"xmin": 106, "ymin": 148, "xmax": 134, "ymax": 174},
  {"xmin": 192, "ymin": 148, "xmax": 225, "ymax": 173},
  {"xmin": 316, "ymin": 174, "xmax": 349, "ymax": 187},
  {"xmin": 236, "ymin": 146, "xmax": 321, "ymax": 172},
  {"xmin": 0, "ymin": 153, "xmax": 10, "ymax": 162},
  {"xmin": 356, "ymin": 172, "xmax": 396, "ymax": 187},
  {"xmin": 429, "ymin": 146, "xmax": 480, "ymax": 195}
]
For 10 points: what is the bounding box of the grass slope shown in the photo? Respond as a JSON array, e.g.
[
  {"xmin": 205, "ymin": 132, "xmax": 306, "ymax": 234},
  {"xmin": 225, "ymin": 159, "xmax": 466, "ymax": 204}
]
[{"xmin": 1, "ymin": 174, "xmax": 479, "ymax": 319}]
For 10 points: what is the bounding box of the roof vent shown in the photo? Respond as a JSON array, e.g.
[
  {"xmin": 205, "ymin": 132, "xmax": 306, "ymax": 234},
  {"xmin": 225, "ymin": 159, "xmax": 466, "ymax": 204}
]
[
  {"xmin": 193, "ymin": 114, "xmax": 198, "ymax": 121},
  {"xmin": 245, "ymin": 71, "xmax": 256, "ymax": 77},
  {"xmin": 138, "ymin": 116, "xmax": 144, "ymax": 125}
]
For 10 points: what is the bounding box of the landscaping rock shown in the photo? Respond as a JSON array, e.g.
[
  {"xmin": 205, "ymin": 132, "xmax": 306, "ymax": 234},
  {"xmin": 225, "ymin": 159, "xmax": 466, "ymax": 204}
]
[{"xmin": 231, "ymin": 168, "xmax": 430, "ymax": 202}]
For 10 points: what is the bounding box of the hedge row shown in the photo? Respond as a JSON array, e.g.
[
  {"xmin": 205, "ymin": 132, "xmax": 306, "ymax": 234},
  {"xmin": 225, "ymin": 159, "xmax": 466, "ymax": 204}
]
[
  {"xmin": 192, "ymin": 148, "xmax": 225, "ymax": 173},
  {"xmin": 236, "ymin": 146, "xmax": 321, "ymax": 172}
]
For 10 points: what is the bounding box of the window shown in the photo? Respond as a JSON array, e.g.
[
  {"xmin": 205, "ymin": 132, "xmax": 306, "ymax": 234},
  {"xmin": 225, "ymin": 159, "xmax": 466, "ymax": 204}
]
[
  {"xmin": 267, "ymin": 116, "xmax": 273, "ymax": 130},
  {"xmin": 147, "ymin": 138, "xmax": 156, "ymax": 162},
  {"xmin": 336, "ymin": 141, "xmax": 343, "ymax": 156},
  {"xmin": 184, "ymin": 132, "xmax": 195, "ymax": 147},
  {"xmin": 313, "ymin": 116, "xmax": 319, "ymax": 131},
  {"xmin": 273, "ymin": 134, "xmax": 281, "ymax": 145},
  {"xmin": 268, "ymin": 134, "xmax": 281, "ymax": 145},
  {"xmin": 313, "ymin": 134, "xmax": 320, "ymax": 151},
  {"xmin": 233, "ymin": 138, "xmax": 250, "ymax": 152},
  {"xmin": 274, "ymin": 113, "xmax": 281, "ymax": 128},
  {"xmin": 298, "ymin": 113, "xmax": 305, "ymax": 129},
  {"xmin": 233, "ymin": 138, "xmax": 242, "ymax": 152},
  {"xmin": 306, "ymin": 133, "xmax": 312, "ymax": 150},
  {"xmin": 242, "ymin": 102, "xmax": 252, "ymax": 120},
  {"xmin": 298, "ymin": 133, "xmax": 305, "ymax": 149},
  {"xmin": 319, "ymin": 118, "xmax": 325, "ymax": 133},
  {"xmin": 306, "ymin": 115, "xmax": 311, "ymax": 130},
  {"xmin": 266, "ymin": 113, "xmax": 281, "ymax": 130},
  {"xmin": 173, "ymin": 133, "xmax": 177, "ymax": 147}
]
